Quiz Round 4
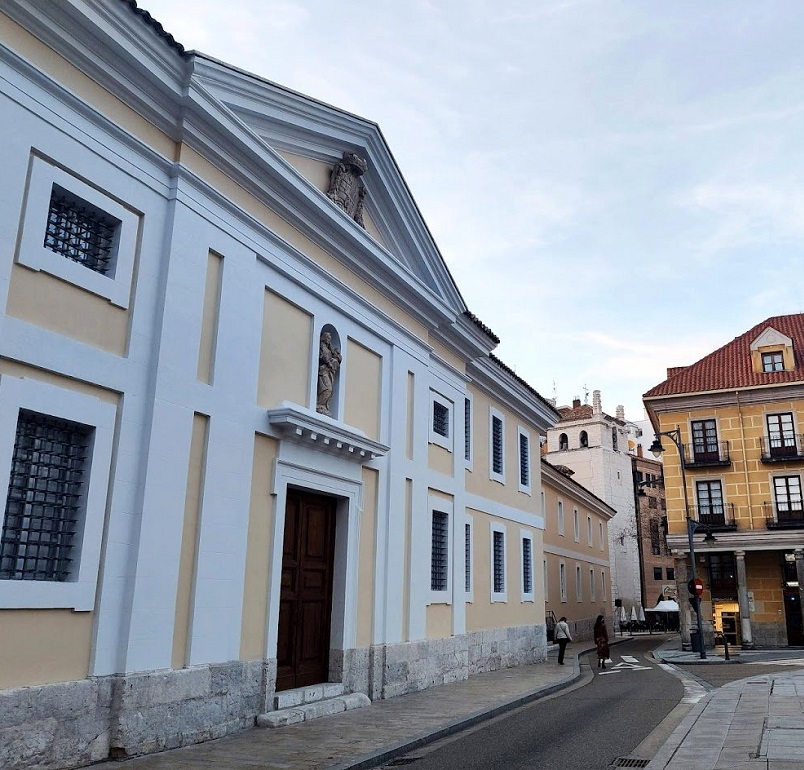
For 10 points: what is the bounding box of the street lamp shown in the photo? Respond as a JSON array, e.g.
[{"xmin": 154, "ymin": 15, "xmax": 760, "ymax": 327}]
[{"xmin": 650, "ymin": 426, "xmax": 708, "ymax": 660}]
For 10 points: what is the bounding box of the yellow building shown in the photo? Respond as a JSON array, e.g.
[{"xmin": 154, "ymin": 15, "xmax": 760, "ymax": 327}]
[
  {"xmin": 644, "ymin": 314, "xmax": 804, "ymax": 649},
  {"xmin": 541, "ymin": 460, "xmax": 614, "ymax": 641}
]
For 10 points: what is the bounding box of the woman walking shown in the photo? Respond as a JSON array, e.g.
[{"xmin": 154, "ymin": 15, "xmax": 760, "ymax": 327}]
[
  {"xmin": 593, "ymin": 615, "xmax": 610, "ymax": 669},
  {"xmin": 554, "ymin": 616, "xmax": 572, "ymax": 665}
]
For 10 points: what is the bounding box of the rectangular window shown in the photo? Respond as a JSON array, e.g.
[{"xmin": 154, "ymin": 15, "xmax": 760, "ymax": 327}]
[
  {"xmin": 45, "ymin": 186, "xmax": 120, "ymax": 276},
  {"xmin": 587, "ymin": 515, "xmax": 593, "ymax": 546},
  {"xmin": 518, "ymin": 429, "xmax": 531, "ymax": 492},
  {"xmin": 464, "ymin": 397, "xmax": 472, "ymax": 463},
  {"xmin": 653, "ymin": 566, "xmax": 662, "ymax": 580},
  {"xmin": 691, "ymin": 419, "xmax": 719, "ymax": 461},
  {"xmin": 557, "ymin": 501, "xmax": 565, "ymax": 535},
  {"xmin": 491, "ymin": 524, "xmax": 507, "ymax": 601},
  {"xmin": 599, "ymin": 521, "xmax": 604, "ymax": 550},
  {"xmin": 490, "ymin": 410, "xmax": 504, "ymax": 481},
  {"xmin": 762, "ymin": 351, "xmax": 784, "ymax": 372},
  {"xmin": 464, "ymin": 521, "xmax": 472, "ymax": 595},
  {"xmin": 431, "ymin": 511, "xmax": 449, "ymax": 592},
  {"xmin": 559, "ymin": 561, "xmax": 567, "ymax": 602},
  {"xmin": 543, "ymin": 559, "xmax": 548, "ymax": 601},
  {"xmin": 589, "ymin": 568, "xmax": 595, "ymax": 601},
  {"xmin": 666, "ymin": 567, "xmax": 675, "ymax": 580},
  {"xmin": 696, "ymin": 480, "xmax": 724, "ymax": 525},
  {"xmin": 767, "ymin": 412, "xmax": 796, "ymax": 458},
  {"xmin": 521, "ymin": 534, "xmax": 533, "ymax": 599},
  {"xmin": 573, "ymin": 509, "xmax": 580, "ymax": 542},
  {"xmin": 429, "ymin": 393, "xmax": 452, "ymax": 450},
  {"xmin": 601, "ymin": 570, "xmax": 606, "ymax": 601},
  {"xmin": 432, "ymin": 401, "xmax": 449, "ymax": 437},
  {"xmin": 774, "ymin": 475, "xmax": 803, "ymax": 514},
  {"xmin": 1, "ymin": 411, "xmax": 92, "ymax": 582},
  {"xmin": 575, "ymin": 565, "xmax": 582, "ymax": 601}
]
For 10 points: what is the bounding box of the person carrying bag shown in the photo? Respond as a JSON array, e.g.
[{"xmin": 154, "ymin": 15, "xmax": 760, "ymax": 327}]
[{"xmin": 554, "ymin": 616, "xmax": 572, "ymax": 665}]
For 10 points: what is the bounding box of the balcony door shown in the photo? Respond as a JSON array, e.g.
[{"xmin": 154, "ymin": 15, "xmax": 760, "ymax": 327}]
[
  {"xmin": 691, "ymin": 419, "xmax": 719, "ymax": 463},
  {"xmin": 773, "ymin": 476, "xmax": 804, "ymax": 523},
  {"xmin": 696, "ymin": 480, "xmax": 724, "ymax": 526},
  {"xmin": 767, "ymin": 413, "xmax": 796, "ymax": 458}
]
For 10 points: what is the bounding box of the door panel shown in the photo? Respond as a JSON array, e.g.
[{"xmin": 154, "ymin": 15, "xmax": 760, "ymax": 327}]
[{"xmin": 275, "ymin": 490, "xmax": 337, "ymax": 691}]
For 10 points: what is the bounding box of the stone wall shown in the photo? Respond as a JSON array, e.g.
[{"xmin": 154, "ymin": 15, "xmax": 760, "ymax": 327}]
[{"xmin": 751, "ymin": 621, "xmax": 789, "ymax": 647}]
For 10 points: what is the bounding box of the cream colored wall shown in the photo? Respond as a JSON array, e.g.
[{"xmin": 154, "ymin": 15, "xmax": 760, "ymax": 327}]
[
  {"xmin": 257, "ymin": 289, "xmax": 312, "ymax": 408},
  {"xmin": 7, "ymin": 266, "xmax": 129, "ymax": 355},
  {"xmin": 465, "ymin": 509, "xmax": 543, "ymax": 632},
  {"xmin": 465, "ymin": 387, "xmax": 540, "ymax": 512},
  {"xmin": 428, "ymin": 337, "xmax": 466, "ymax": 376},
  {"xmin": 172, "ymin": 413, "xmax": 209, "ymax": 669},
  {"xmin": 426, "ymin": 604, "xmax": 452, "ymax": 638},
  {"xmin": 543, "ymin": 554, "xmax": 610, "ymax": 629},
  {"xmin": 0, "ymin": 610, "xmax": 92, "ymax": 688},
  {"xmin": 0, "ymin": 12, "xmax": 176, "ymax": 159},
  {"xmin": 344, "ymin": 338, "xmax": 381, "ymax": 440},
  {"xmin": 239, "ymin": 433, "xmax": 278, "ymax": 661},
  {"xmin": 357, "ymin": 467, "xmax": 378, "ymax": 648},
  {"xmin": 0, "ymin": 359, "xmax": 120, "ymax": 405},
  {"xmin": 196, "ymin": 251, "xmax": 223, "ymax": 384},
  {"xmin": 428, "ymin": 443, "xmax": 453, "ymax": 476},
  {"xmin": 541, "ymin": 478, "xmax": 610, "ymax": 559}
]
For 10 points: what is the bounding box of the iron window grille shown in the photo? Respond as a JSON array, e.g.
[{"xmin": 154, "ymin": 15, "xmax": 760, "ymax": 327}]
[
  {"xmin": 493, "ymin": 530, "xmax": 505, "ymax": 593},
  {"xmin": 1, "ymin": 410, "xmax": 92, "ymax": 582},
  {"xmin": 464, "ymin": 522, "xmax": 471, "ymax": 593},
  {"xmin": 44, "ymin": 185, "xmax": 119, "ymax": 276},
  {"xmin": 492, "ymin": 416, "xmax": 504, "ymax": 475},
  {"xmin": 519, "ymin": 433, "xmax": 530, "ymax": 487},
  {"xmin": 432, "ymin": 401, "xmax": 449, "ymax": 438},
  {"xmin": 464, "ymin": 398, "xmax": 471, "ymax": 462},
  {"xmin": 431, "ymin": 511, "xmax": 449, "ymax": 591},
  {"xmin": 522, "ymin": 537, "xmax": 533, "ymax": 593}
]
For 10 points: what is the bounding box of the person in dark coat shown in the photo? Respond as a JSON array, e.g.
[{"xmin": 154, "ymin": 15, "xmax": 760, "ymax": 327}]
[{"xmin": 593, "ymin": 615, "xmax": 610, "ymax": 669}]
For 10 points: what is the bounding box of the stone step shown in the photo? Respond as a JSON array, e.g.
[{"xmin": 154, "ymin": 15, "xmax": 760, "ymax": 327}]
[
  {"xmin": 257, "ymin": 692, "xmax": 370, "ymax": 728},
  {"xmin": 273, "ymin": 682, "xmax": 345, "ymax": 711}
]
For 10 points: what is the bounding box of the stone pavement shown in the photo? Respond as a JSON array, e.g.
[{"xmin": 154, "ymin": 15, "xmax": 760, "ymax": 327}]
[
  {"xmin": 89, "ymin": 644, "xmax": 583, "ymax": 770},
  {"xmin": 649, "ymin": 639, "xmax": 804, "ymax": 770}
]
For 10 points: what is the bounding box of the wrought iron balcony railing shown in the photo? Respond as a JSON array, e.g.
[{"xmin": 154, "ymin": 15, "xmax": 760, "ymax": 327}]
[
  {"xmin": 762, "ymin": 501, "xmax": 804, "ymax": 529},
  {"xmin": 683, "ymin": 441, "xmax": 731, "ymax": 468},
  {"xmin": 687, "ymin": 503, "xmax": 738, "ymax": 531},
  {"xmin": 760, "ymin": 435, "xmax": 804, "ymax": 463}
]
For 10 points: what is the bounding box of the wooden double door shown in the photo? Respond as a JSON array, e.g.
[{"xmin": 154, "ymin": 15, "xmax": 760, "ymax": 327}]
[{"xmin": 275, "ymin": 489, "xmax": 337, "ymax": 691}]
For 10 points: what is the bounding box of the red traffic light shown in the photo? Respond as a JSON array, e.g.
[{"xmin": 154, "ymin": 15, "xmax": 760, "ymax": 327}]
[{"xmin": 688, "ymin": 577, "xmax": 704, "ymax": 596}]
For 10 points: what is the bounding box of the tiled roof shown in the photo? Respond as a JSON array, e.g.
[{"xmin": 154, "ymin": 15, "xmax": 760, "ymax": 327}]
[
  {"xmin": 644, "ymin": 313, "xmax": 804, "ymax": 398},
  {"xmin": 121, "ymin": 1, "xmax": 188, "ymax": 57},
  {"xmin": 488, "ymin": 354, "xmax": 559, "ymax": 417},
  {"xmin": 557, "ymin": 404, "xmax": 593, "ymax": 421},
  {"xmin": 463, "ymin": 311, "xmax": 500, "ymax": 344}
]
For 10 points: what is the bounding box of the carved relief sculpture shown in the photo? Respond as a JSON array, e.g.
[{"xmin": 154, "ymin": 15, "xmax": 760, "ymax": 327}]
[
  {"xmin": 326, "ymin": 151, "xmax": 368, "ymax": 227},
  {"xmin": 316, "ymin": 331, "xmax": 342, "ymax": 416}
]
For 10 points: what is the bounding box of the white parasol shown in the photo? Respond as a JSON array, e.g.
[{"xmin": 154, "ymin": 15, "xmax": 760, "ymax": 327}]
[
  {"xmin": 650, "ymin": 599, "xmax": 680, "ymax": 612},
  {"xmin": 618, "ymin": 604, "xmax": 628, "ymax": 623},
  {"xmin": 630, "ymin": 605, "xmax": 638, "ymax": 622},
  {"xmin": 638, "ymin": 606, "xmax": 646, "ymax": 622}
]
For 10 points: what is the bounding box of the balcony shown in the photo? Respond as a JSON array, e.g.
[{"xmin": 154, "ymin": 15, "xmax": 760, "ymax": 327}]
[
  {"xmin": 683, "ymin": 441, "xmax": 731, "ymax": 468},
  {"xmin": 688, "ymin": 504, "xmax": 738, "ymax": 531},
  {"xmin": 762, "ymin": 502, "xmax": 804, "ymax": 529},
  {"xmin": 760, "ymin": 435, "xmax": 804, "ymax": 463}
]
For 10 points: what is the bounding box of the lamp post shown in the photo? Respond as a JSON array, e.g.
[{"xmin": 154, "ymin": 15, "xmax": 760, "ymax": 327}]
[{"xmin": 649, "ymin": 426, "xmax": 708, "ymax": 660}]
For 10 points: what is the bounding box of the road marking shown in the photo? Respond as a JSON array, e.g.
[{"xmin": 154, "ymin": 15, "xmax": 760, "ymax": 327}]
[
  {"xmin": 658, "ymin": 664, "xmax": 709, "ymax": 702},
  {"xmin": 746, "ymin": 658, "xmax": 804, "ymax": 666},
  {"xmin": 598, "ymin": 656, "xmax": 653, "ymax": 674}
]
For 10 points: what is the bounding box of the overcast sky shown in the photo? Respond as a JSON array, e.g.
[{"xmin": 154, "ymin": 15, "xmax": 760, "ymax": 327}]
[{"xmin": 141, "ymin": 0, "xmax": 804, "ymax": 420}]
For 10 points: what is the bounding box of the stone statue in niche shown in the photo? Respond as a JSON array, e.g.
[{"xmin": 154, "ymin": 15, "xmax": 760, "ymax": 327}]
[
  {"xmin": 326, "ymin": 151, "xmax": 368, "ymax": 227},
  {"xmin": 316, "ymin": 331, "xmax": 342, "ymax": 416}
]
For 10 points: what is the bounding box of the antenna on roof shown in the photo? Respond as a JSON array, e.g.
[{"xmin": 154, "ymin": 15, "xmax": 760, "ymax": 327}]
[
  {"xmin": 552, "ymin": 380, "xmax": 557, "ymax": 401},
  {"xmin": 583, "ymin": 384, "xmax": 589, "ymax": 404}
]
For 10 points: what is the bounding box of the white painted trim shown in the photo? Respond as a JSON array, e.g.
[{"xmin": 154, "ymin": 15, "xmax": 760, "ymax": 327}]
[
  {"xmin": 599, "ymin": 521, "xmax": 605, "ymax": 550},
  {"xmin": 558, "ymin": 499, "xmax": 565, "ymax": 536},
  {"xmin": 589, "ymin": 567, "xmax": 596, "ymax": 601},
  {"xmin": 559, "ymin": 560, "xmax": 567, "ymax": 603},
  {"xmin": 573, "ymin": 508, "xmax": 580, "ymax": 543},
  {"xmin": 517, "ymin": 425, "xmax": 532, "ymax": 495},
  {"xmin": 17, "ymin": 154, "xmax": 139, "ymax": 308},
  {"xmin": 543, "ymin": 544, "xmax": 611, "ymax": 569},
  {"xmin": 543, "ymin": 558, "xmax": 549, "ymax": 603},
  {"xmin": 0, "ymin": 375, "xmax": 116, "ymax": 610},
  {"xmin": 428, "ymin": 390, "xmax": 453, "ymax": 452},
  {"xmin": 520, "ymin": 529, "xmax": 534, "ymax": 603},
  {"xmin": 489, "ymin": 407, "xmax": 505, "ymax": 484},
  {"xmin": 428, "ymin": 493, "xmax": 453, "ymax": 605},
  {"xmin": 575, "ymin": 563, "xmax": 583, "ymax": 602},
  {"xmin": 587, "ymin": 514, "xmax": 593, "ymax": 547},
  {"xmin": 464, "ymin": 492, "xmax": 544, "ymax": 530},
  {"xmin": 490, "ymin": 521, "xmax": 507, "ymax": 603},
  {"xmin": 464, "ymin": 513, "xmax": 474, "ymax": 603}
]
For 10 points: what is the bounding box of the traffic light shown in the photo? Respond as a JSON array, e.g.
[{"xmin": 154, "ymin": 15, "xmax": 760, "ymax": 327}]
[{"xmin": 688, "ymin": 577, "xmax": 703, "ymax": 614}]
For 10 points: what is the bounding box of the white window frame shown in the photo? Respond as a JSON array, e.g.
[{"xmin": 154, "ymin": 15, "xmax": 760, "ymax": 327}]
[
  {"xmin": 463, "ymin": 394, "xmax": 473, "ymax": 469},
  {"xmin": 490, "ymin": 522, "xmax": 507, "ymax": 602},
  {"xmin": 17, "ymin": 155, "xmax": 139, "ymax": 308},
  {"xmin": 573, "ymin": 508, "xmax": 580, "ymax": 542},
  {"xmin": 489, "ymin": 407, "xmax": 505, "ymax": 484},
  {"xmin": 517, "ymin": 426, "xmax": 532, "ymax": 494},
  {"xmin": 587, "ymin": 515, "xmax": 593, "ymax": 546},
  {"xmin": 575, "ymin": 564, "xmax": 582, "ymax": 602},
  {"xmin": 558, "ymin": 500, "xmax": 565, "ymax": 536},
  {"xmin": 0, "ymin": 376, "xmax": 115, "ymax": 610},
  {"xmin": 464, "ymin": 515, "xmax": 474, "ymax": 603},
  {"xmin": 599, "ymin": 521, "xmax": 605, "ymax": 550},
  {"xmin": 559, "ymin": 560, "xmax": 567, "ymax": 603},
  {"xmin": 429, "ymin": 495, "xmax": 453, "ymax": 604},
  {"xmin": 590, "ymin": 568, "xmax": 596, "ymax": 601},
  {"xmin": 543, "ymin": 559, "xmax": 549, "ymax": 602},
  {"xmin": 601, "ymin": 570, "xmax": 607, "ymax": 602},
  {"xmin": 429, "ymin": 390, "xmax": 453, "ymax": 451},
  {"xmin": 520, "ymin": 529, "xmax": 534, "ymax": 602},
  {"xmin": 541, "ymin": 489, "xmax": 546, "ymax": 519}
]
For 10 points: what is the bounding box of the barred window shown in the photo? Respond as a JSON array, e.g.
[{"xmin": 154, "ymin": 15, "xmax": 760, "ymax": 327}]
[
  {"xmin": 433, "ymin": 401, "xmax": 449, "ymax": 438},
  {"xmin": 492, "ymin": 415, "xmax": 504, "ymax": 476},
  {"xmin": 493, "ymin": 529, "xmax": 505, "ymax": 593},
  {"xmin": 519, "ymin": 432, "xmax": 530, "ymax": 488},
  {"xmin": 44, "ymin": 186, "xmax": 120, "ymax": 276},
  {"xmin": 1, "ymin": 410, "xmax": 92, "ymax": 582},
  {"xmin": 464, "ymin": 522, "xmax": 472, "ymax": 593},
  {"xmin": 522, "ymin": 537, "xmax": 533, "ymax": 594},
  {"xmin": 431, "ymin": 511, "xmax": 449, "ymax": 591},
  {"xmin": 464, "ymin": 398, "xmax": 472, "ymax": 462}
]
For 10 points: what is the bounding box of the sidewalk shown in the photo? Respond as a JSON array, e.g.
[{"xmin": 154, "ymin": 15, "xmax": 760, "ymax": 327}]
[
  {"xmin": 89, "ymin": 644, "xmax": 585, "ymax": 770},
  {"xmin": 649, "ymin": 638, "xmax": 804, "ymax": 769}
]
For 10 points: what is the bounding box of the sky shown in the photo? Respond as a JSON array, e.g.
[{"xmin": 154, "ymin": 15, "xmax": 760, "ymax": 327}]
[{"xmin": 141, "ymin": 0, "xmax": 804, "ymax": 421}]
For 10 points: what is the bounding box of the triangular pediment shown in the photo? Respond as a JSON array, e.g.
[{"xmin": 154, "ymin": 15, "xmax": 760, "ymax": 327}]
[
  {"xmin": 750, "ymin": 326, "xmax": 792, "ymax": 350},
  {"xmin": 191, "ymin": 56, "xmax": 463, "ymax": 309}
]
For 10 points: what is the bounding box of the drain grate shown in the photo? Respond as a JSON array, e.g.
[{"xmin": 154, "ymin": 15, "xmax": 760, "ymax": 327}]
[{"xmin": 611, "ymin": 758, "xmax": 651, "ymax": 768}]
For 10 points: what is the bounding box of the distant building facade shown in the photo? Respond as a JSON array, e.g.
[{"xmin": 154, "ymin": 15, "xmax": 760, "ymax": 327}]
[
  {"xmin": 644, "ymin": 313, "xmax": 804, "ymax": 649},
  {"xmin": 544, "ymin": 390, "xmax": 643, "ymax": 617}
]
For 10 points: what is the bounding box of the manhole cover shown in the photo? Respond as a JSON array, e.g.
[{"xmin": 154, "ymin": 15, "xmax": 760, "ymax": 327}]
[{"xmin": 612, "ymin": 759, "xmax": 651, "ymax": 768}]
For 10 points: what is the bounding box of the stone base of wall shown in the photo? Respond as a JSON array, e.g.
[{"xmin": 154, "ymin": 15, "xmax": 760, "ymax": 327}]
[{"xmin": 751, "ymin": 621, "xmax": 789, "ymax": 647}]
